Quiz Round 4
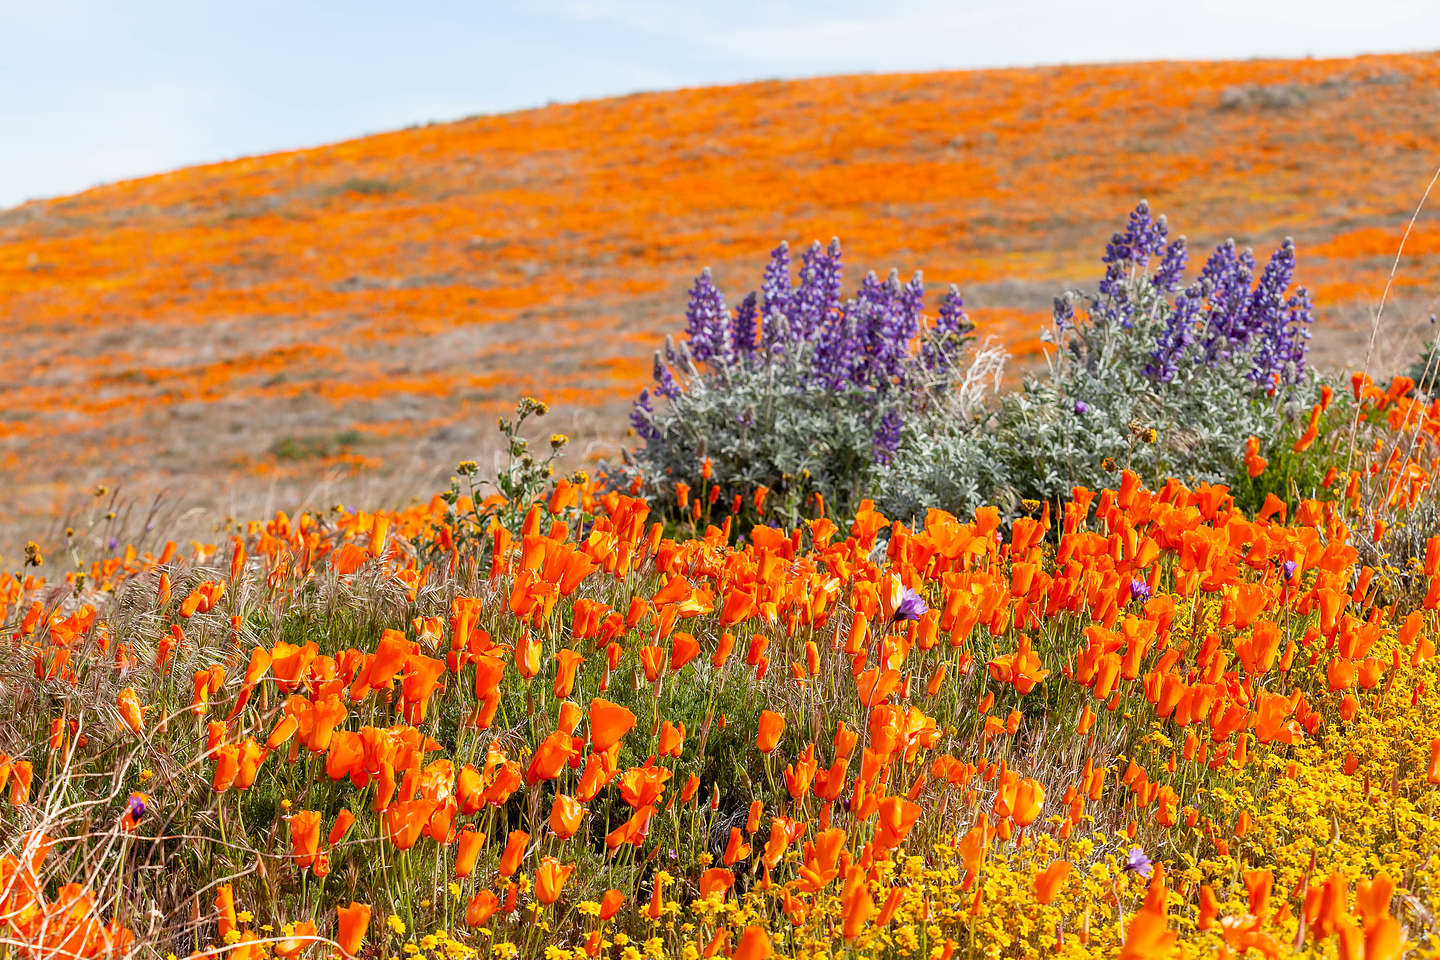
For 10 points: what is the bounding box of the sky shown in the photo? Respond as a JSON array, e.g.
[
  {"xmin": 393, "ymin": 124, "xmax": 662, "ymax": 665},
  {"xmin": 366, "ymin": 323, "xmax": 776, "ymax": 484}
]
[{"xmin": 2, "ymin": 0, "xmax": 1438, "ymax": 209}]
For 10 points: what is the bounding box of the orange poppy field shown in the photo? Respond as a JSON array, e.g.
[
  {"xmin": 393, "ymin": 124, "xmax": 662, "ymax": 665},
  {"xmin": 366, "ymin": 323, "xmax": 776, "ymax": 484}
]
[
  {"xmin": 3, "ymin": 51, "xmax": 1440, "ymax": 551},
  {"xmin": 8, "ymin": 48, "xmax": 1440, "ymax": 960},
  {"xmin": 6, "ymin": 369, "xmax": 1440, "ymax": 959}
]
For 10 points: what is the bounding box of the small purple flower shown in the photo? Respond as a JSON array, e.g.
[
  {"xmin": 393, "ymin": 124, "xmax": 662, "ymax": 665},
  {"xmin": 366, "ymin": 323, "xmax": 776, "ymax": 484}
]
[
  {"xmin": 1073, "ymin": 400, "xmax": 1091, "ymax": 415},
  {"xmin": 1282, "ymin": 560, "xmax": 1298, "ymax": 582},
  {"xmin": 872, "ymin": 408, "xmax": 903, "ymax": 466},
  {"xmin": 684, "ymin": 267, "xmax": 732, "ymax": 367},
  {"xmin": 128, "ymin": 795, "xmax": 147, "ymax": 820},
  {"xmin": 1124, "ymin": 846, "xmax": 1152, "ymax": 878},
  {"xmin": 652, "ymin": 354, "xmax": 681, "ymax": 399},
  {"xmin": 108, "ymin": 537, "xmax": 119, "ymax": 551},
  {"xmin": 629, "ymin": 390, "xmax": 660, "ymax": 443},
  {"xmin": 1129, "ymin": 579, "xmax": 1151, "ymax": 601},
  {"xmin": 893, "ymin": 586, "xmax": 928, "ymax": 622}
]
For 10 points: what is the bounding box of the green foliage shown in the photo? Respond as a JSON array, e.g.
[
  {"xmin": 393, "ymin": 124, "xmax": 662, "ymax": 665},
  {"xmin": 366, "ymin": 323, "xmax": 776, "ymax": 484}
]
[
  {"xmin": 268, "ymin": 429, "xmax": 366, "ymax": 461},
  {"xmin": 425, "ymin": 397, "xmax": 584, "ymax": 571},
  {"xmin": 1227, "ymin": 401, "xmax": 1350, "ymax": 517}
]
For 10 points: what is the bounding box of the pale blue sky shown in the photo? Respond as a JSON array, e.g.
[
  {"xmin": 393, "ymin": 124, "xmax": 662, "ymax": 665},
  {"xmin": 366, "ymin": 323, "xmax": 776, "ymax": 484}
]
[{"xmin": 2, "ymin": 0, "xmax": 1437, "ymax": 208}]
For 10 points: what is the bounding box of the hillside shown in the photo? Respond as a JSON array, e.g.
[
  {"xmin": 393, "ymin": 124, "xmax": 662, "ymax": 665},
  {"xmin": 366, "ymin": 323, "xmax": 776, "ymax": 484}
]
[{"xmin": 3, "ymin": 52, "xmax": 1440, "ymax": 549}]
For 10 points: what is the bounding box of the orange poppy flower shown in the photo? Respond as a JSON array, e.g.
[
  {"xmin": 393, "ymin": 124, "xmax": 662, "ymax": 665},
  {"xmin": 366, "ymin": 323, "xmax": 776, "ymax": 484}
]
[
  {"xmin": 658, "ymin": 720, "xmax": 685, "ymax": 758},
  {"xmin": 498, "ymin": 829, "xmax": 529, "ymax": 877},
  {"xmin": 116, "ymin": 688, "xmax": 146, "ymax": 734},
  {"xmin": 227, "ymin": 738, "xmax": 266, "ymax": 791},
  {"xmin": 554, "ymin": 649, "xmax": 584, "ymax": 698},
  {"xmin": 216, "ymin": 885, "xmax": 238, "ymax": 938},
  {"xmin": 289, "ymin": 810, "xmax": 322, "ymax": 869},
  {"xmin": 383, "ymin": 798, "xmax": 435, "ymax": 851},
  {"xmin": 598, "ymin": 889, "xmax": 625, "ymax": 920},
  {"xmin": 465, "ymin": 890, "xmax": 498, "ymax": 928},
  {"xmin": 756, "ymin": 710, "xmax": 785, "ymax": 753},
  {"xmin": 1012, "ymin": 778, "xmax": 1045, "ymax": 827},
  {"xmin": 266, "ymin": 715, "xmax": 299, "ymax": 751},
  {"xmin": 549, "ymin": 794, "xmax": 588, "ymax": 839},
  {"xmin": 526, "ymin": 730, "xmax": 577, "ymax": 785},
  {"xmin": 455, "ymin": 829, "xmax": 485, "ymax": 878},
  {"xmin": 211, "ymin": 745, "xmax": 240, "ymax": 793},
  {"xmin": 328, "ymin": 809, "xmax": 356, "ymax": 845},
  {"xmin": 699, "ymin": 867, "xmax": 735, "ymax": 900},
  {"xmin": 273, "ymin": 920, "xmax": 317, "ymax": 960},
  {"xmin": 589, "ymin": 699, "xmax": 636, "ymax": 752},
  {"xmin": 335, "ymin": 902, "xmax": 370, "ymax": 958},
  {"xmin": 1034, "ymin": 860, "xmax": 1070, "ymax": 905},
  {"xmin": 723, "ymin": 827, "xmax": 752, "ymax": 866},
  {"xmin": 734, "ymin": 926, "xmax": 772, "ymax": 960},
  {"xmin": 535, "ymin": 857, "xmax": 575, "ymax": 906}
]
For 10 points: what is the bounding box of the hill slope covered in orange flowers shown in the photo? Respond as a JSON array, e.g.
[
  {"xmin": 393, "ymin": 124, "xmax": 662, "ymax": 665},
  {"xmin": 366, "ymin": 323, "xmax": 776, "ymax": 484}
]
[{"xmin": 3, "ymin": 51, "xmax": 1440, "ymax": 550}]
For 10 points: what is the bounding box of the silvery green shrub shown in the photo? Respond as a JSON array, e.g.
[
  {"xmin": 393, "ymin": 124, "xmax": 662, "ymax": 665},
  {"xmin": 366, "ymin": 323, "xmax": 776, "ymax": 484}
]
[
  {"xmin": 623, "ymin": 202, "xmax": 1329, "ymax": 526},
  {"xmin": 620, "ymin": 240, "xmax": 995, "ymax": 527}
]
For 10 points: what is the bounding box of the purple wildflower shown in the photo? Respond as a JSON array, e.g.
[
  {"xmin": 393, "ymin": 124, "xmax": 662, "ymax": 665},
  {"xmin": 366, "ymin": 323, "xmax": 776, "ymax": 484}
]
[
  {"xmin": 791, "ymin": 239, "xmax": 844, "ymax": 342},
  {"xmin": 760, "ymin": 241, "xmax": 792, "ymax": 320},
  {"xmin": 1246, "ymin": 240, "xmax": 1313, "ymax": 387},
  {"xmin": 1073, "ymin": 399, "xmax": 1091, "ymax": 415},
  {"xmin": 1097, "ymin": 201, "xmax": 1169, "ymax": 327},
  {"xmin": 108, "ymin": 537, "xmax": 119, "ymax": 551},
  {"xmin": 1124, "ymin": 847, "xmax": 1153, "ymax": 878},
  {"xmin": 872, "ymin": 408, "xmax": 903, "ymax": 466},
  {"xmin": 892, "ymin": 585, "xmax": 928, "ymax": 622},
  {"xmin": 1146, "ymin": 285, "xmax": 1202, "ymax": 383},
  {"xmin": 629, "ymin": 390, "xmax": 659, "ymax": 442},
  {"xmin": 923, "ymin": 284, "xmax": 972, "ymax": 372},
  {"xmin": 128, "ymin": 794, "xmax": 147, "ymax": 820},
  {"xmin": 1282, "ymin": 560, "xmax": 1298, "ymax": 581},
  {"xmin": 652, "ymin": 353, "xmax": 681, "ymax": 400},
  {"xmin": 1197, "ymin": 239, "xmax": 1257, "ymax": 360},
  {"xmin": 1150, "ymin": 236, "xmax": 1189, "ymax": 294},
  {"xmin": 684, "ymin": 267, "xmax": 732, "ymax": 367},
  {"xmin": 1130, "ymin": 579, "xmax": 1151, "ymax": 601},
  {"xmin": 732, "ymin": 292, "xmax": 758, "ymax": 358},
  {"xmin": 1053, "ymin": 295, "xmax": 1075, "ymax": 331}
]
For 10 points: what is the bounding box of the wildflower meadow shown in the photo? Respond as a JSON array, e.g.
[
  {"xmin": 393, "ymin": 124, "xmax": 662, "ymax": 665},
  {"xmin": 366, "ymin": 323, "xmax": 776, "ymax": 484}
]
[{"xmin": 6, "ymin": 186, "xmax": 1440, "ymax": 960}]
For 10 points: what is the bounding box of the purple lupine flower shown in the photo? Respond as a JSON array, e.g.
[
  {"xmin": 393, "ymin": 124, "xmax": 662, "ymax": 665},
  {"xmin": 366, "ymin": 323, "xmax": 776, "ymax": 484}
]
[
  {"xmin": 128, "ymin": 794, "xmax": 147, "ymax": 820},
  {"xmin": 845, "ymin": 269, "xmax": 895, "ymax": 388},
  {"xmin": 852, "ymin": 266, "xmax": 910, "ymax": 391},
  {"xmin": 652, "ymin": 354, "xmax": 681, "ymax": 399},
  {"xmin": 760, "ymin": 241, "xmax": 793, "ymax": 355},
  {"xmin": 1283, "ymin": 285, "xmax": 1315, "ymax": 381},
  {"xmin": 1097, "ymin": 202, "xmax": 1169, "ymax": 328},
  {"xmin": 1053, "ymin": 294, "xmax": 1075, "ymax": 330},
  {"xmin": 684, "ymin": 267, "xmax": 731, "ymax": 367},
  {"xmin": 629, "ymin": 390, "xmax": 659, "ymax": 442},
  {"xmin": 1283, "ymin": 560, "xmax": 1298, "ymax": 581},
  {"xmin": 732, "ymin": 292, "xmax": 758, "ymax": 358},
  {"xmin": 1146, "ymin": 285, "xmax": 1202, "ymax": 383},
  {"xmin": 923, "ymin": 284, "xmax": 972, "ymax": 372},
  {"xmin": 1246, "ymin": 240, "xmax": 1313, "ymax": 387},
  {"xmin": 892, "ymin": 585, "xmax": 928, "ymax": 622},
  {"xmin": 1073, "ymin": 399, "xmax": 1091, "ymax": 415},
  {"xmin": 1150, "ymin": 236, "xmax": 1189, "ymax": 294},
  {"xmin": 1130, "ymin": 579, "xmax": 1151, "ymax": 601},
  {"xmin": 760, "ymin": 241, "xmax": 792, "ymax": 319},
  {"xmin": 872, "ymin": 407, "xmax": 903, "ymax": 466},
  {"xmin": 1197, "ymin": 239, "xmax": 1257, "ymax": 360},
  {"xmin": 814, "ymin": 296, "xmax": 861, "ymax": 390},
  {"xmin": 884, "ymin": 270, "xmax": 927, "ymax": 387},
  {"xmin": 791, "ymin": 239, "xmax": 844, "ymax": 342},
  {"xmin": 1124, "ymin": 847, "xmax": 1153, "ymax": 878}
]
